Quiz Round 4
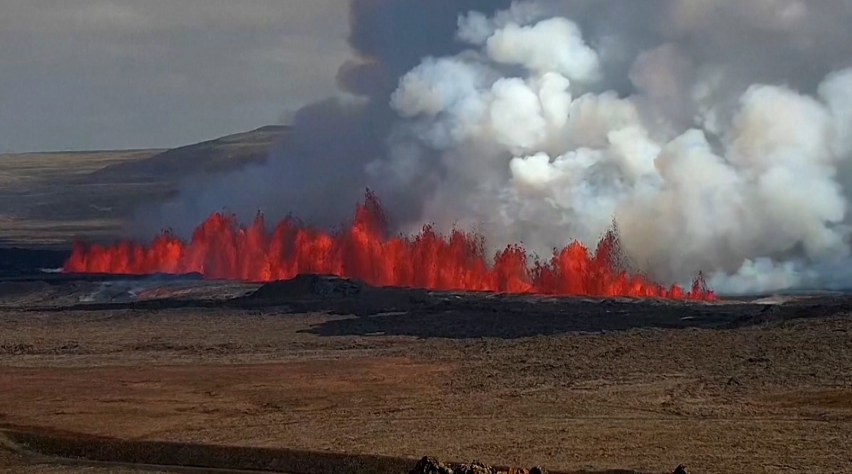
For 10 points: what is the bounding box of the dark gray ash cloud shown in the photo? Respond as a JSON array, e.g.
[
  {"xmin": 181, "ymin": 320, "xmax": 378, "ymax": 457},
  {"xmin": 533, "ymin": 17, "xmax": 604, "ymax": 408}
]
[{"xmin": 140, "ymin": 0, "xmax": 513, "ymax": 236}]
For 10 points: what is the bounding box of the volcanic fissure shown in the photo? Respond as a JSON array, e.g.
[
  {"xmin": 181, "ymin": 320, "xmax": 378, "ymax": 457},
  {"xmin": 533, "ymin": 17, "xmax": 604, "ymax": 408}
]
[{"xmin": 64, "ymin": 191, "xmax": 713, "ymax": 300}]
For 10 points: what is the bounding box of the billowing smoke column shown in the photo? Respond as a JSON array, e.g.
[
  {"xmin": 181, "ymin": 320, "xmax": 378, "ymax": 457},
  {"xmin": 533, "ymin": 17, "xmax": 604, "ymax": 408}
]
[
  {"xmin": 368, "ymin": 2, "xmax": 852, "ymax": 294},
  {"xmin": 128, "ymin": 0, "xmax": 852, "ymax": 295}
]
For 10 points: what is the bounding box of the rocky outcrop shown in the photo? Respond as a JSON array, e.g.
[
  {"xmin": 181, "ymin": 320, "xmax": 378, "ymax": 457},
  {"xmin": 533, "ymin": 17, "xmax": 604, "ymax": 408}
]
[
  {"xmin": 410, "ymin": 457, "xmax": 689, "ymax": 474},
  {"xmin": 409, "ymin": 457, "xmax": 547, "ymax": 474}
]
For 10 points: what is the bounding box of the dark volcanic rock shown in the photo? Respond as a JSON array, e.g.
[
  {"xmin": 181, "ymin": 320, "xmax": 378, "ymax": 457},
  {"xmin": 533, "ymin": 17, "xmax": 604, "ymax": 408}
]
[
  {"xmin": 410, "ymin": 457, "xmax": 454, "ymax": 474},
  {"xmin": 672, "ymin": 465, "xmax": 690, "ymax": 474},
  {"xmin": 410, "ymin": 458, "xmax": 547, "ymax": 474},
  {"xmin": 0, "ymin": 281, "xmax": 51, "ymax": 299},
  {"xmin": 454, "ymin": 461, "xmax": 498, "ymax": 474},
  {"xmin": 248, "ymin": 274, "xmax": 364, "ymax": 301}
]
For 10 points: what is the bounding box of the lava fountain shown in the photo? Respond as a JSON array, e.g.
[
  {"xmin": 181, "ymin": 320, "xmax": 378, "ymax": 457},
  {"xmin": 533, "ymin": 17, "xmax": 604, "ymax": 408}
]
[{"xmin": 64, "ymin": 191, "xmax": 714, "ymax": 300}]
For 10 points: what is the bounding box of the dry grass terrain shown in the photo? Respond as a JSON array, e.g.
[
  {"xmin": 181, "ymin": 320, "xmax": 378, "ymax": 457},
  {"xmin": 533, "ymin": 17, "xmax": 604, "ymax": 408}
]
[
  {"xmin": 1, "ymin": 131, "xmax": 850, "ymax": 473},
  {"xmin": 0, "ymin": 150, "xmax": 163, "ymax": 247},
  {"xmin": 0, "ymin": 150, "xmax": 163, "ymax": 186},
  {"xmin": 0, "ymin": 126, "xmax": 285, "ymax": 248},
  {"xmin": 0, "ymin": 275, "xmax": 850, "ymax": 474}
]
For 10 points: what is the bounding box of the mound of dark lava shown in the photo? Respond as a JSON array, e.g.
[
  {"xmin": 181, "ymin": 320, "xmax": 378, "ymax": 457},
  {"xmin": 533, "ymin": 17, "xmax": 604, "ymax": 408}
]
[
  {"xmin": 235, "ymin": 275, "xmax": 852, "ymax": 338},
  {"xmin": 4, "ymin": 247, "xmax": 852, "ymax": 338},
  {"xmin": 248, "ymin": 274, "xmax": 366, "ymax": 300}
]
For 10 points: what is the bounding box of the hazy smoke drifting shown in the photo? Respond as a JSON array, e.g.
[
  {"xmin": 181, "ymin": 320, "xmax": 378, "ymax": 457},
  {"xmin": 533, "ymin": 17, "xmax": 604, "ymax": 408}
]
[
  {"xmin": 138, "ymin": 0, "xmax": 511, "ymax": 236},
  {"xmin": 142, "ymin": 0, "xmax": 852, "ymax": 295}
]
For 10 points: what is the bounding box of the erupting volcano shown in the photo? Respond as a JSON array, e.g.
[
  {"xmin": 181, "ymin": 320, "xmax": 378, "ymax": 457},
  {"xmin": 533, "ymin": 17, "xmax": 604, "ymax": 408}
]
[{"xmin": 64, "ymin": 192, "xmax": 713, "ymax": 300}]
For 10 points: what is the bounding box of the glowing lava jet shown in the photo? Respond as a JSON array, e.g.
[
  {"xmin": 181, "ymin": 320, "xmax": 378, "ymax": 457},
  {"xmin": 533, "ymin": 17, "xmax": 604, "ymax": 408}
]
[{"xmin": 64, "ymin": 192, "xmax": 714, "ymax": 300}]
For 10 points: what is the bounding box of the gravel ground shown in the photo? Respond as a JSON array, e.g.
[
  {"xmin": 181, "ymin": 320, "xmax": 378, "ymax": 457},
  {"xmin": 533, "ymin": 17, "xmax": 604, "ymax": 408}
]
[{"xmin": 0, "ymin": 275, "xmax": 851, "ymax": 474}]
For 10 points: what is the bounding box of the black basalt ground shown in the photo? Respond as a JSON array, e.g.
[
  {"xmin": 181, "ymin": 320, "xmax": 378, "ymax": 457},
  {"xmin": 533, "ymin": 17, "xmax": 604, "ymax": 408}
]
[{"xmin": 3, "ymin": 247, "xmax": 851, "ymax": 340}]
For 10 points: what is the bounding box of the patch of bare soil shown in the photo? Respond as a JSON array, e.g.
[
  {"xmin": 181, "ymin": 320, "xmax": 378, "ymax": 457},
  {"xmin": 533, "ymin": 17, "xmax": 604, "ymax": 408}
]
[{"xmin": 0, "ymin": 271, "xmax": 850, "ymax": 473}]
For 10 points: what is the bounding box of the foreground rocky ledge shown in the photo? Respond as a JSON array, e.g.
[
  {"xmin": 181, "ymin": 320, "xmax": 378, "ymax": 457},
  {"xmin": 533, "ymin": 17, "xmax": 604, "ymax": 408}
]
[
  {"xmin": 409, "ymin": 457, "xmax": 690, "ymax": 474},
  {"xmin": 4, "ymin": 425, "xmax": 698, "ymax": 474}
]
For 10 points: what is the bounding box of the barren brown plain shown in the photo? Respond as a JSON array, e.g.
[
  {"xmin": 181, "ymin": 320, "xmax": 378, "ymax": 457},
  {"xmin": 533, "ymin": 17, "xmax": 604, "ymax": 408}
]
[{"xmin": 1, "ymin": 135, "xmax": 851, "ymax": 474}]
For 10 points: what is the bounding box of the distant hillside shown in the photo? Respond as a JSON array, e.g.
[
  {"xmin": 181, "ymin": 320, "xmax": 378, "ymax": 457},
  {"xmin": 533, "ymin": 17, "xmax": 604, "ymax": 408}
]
[
  {"xmin": 0, "ymin": 149, "xmax": 163, "ymax": 187},
  {"xmin": 0, "ymin": 126, "xmax": 289, "ymax": 248},
  {"xmin": 86, "ymin": 125, "xmax": 289, "ymax": 183}
]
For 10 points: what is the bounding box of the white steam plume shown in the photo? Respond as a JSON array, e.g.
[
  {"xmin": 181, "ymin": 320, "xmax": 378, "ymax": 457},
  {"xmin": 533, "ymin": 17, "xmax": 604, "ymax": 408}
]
[
  {"xmin": 368, "ymin": 2, "xmax": 852, "ymax": 294},
  {"xmin": 142, "ymin": 0, "xmax": 852, "ymax": 295}
]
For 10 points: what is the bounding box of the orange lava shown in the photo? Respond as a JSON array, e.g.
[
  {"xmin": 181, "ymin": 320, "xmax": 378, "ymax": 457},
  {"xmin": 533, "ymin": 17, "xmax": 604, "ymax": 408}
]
[{"xmin": 63, "ymin": 192, "xmax": 714, "ymax": 300}]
